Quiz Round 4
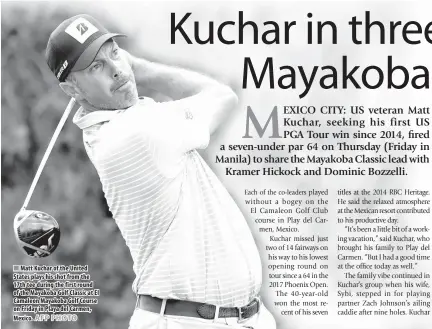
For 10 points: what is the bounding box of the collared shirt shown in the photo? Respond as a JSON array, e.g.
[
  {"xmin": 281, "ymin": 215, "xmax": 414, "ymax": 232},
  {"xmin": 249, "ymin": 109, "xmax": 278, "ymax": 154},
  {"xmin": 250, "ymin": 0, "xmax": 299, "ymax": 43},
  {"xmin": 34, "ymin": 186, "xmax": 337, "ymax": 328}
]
[{"xmin": 73, "ymin": 97, "xmax": 262, "ymax": 307}]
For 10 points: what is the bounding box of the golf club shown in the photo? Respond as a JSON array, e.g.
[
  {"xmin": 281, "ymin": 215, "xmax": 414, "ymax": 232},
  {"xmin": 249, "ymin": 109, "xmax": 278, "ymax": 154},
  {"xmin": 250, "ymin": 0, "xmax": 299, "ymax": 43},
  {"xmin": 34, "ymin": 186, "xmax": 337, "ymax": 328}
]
[{"xmin": 14, "ymin": 98, "xmax": 76, "ymax": 257}]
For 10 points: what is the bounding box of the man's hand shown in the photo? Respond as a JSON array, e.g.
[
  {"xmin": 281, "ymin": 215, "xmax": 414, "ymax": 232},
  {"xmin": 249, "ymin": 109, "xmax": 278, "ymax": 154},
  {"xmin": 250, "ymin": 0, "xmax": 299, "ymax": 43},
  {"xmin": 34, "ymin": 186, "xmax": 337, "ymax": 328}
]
[{"xmin": 122, "ymin": 49, "xmax": 238, "ymax": 135}]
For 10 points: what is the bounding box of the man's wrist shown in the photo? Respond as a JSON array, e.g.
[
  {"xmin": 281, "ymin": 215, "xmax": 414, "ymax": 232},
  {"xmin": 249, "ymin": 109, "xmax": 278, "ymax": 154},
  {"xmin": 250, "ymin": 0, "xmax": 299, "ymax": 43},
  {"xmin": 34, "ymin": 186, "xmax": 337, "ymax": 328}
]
[{"xmin": 122, "ymin": 49, "xmax": 151, "ymax": 85}]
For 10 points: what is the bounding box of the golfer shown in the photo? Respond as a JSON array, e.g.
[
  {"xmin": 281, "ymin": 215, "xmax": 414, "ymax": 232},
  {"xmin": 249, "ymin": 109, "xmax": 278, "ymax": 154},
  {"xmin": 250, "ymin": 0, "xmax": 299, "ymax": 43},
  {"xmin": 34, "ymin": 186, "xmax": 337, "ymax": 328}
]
[{"xmin": 46, "ymin": 14, "xmax": 276, "ymax": 329}]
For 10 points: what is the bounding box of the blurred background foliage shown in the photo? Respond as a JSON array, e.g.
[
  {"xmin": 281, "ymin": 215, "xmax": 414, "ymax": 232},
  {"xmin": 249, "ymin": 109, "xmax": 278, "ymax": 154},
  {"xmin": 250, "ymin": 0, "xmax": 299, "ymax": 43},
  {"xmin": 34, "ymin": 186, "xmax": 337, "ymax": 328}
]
[{"xmin": 1, "ymin": 3, "xmax": 143, "ymax": 328}]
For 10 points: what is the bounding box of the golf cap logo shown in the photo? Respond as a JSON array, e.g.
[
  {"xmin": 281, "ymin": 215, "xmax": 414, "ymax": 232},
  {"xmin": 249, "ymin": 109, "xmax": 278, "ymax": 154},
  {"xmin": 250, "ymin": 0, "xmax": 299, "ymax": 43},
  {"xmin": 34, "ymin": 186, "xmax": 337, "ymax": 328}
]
[
  {"xmin": 76, "ymin": 22, "xmax": 88, "ymax": 35},
  {"xmin": 56, "ymin": 60, "xmax": 68, "ymax": 79},
  {"xmin": 65, "ymin": 17, "xmax": 98, "ymax": 44}
]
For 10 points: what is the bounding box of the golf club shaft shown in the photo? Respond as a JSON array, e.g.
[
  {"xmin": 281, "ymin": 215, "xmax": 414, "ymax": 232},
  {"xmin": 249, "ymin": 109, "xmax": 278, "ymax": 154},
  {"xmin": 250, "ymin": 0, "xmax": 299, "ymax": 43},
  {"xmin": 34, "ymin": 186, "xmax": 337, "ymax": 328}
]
[
  {"xmin": 21, "ymin": 98, "xmax": 76, "ymax": 211},
  {"xmin": 19, "ymin": 240, "xmax": 52, "ymax": 255}
]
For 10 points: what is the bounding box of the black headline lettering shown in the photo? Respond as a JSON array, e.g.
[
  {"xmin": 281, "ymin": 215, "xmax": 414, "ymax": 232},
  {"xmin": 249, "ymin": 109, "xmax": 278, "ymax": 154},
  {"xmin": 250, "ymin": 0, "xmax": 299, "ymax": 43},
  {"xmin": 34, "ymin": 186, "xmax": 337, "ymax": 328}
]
[{"xmin": 243, "ymin": 56, "xmax": 429, "ymax": 98}]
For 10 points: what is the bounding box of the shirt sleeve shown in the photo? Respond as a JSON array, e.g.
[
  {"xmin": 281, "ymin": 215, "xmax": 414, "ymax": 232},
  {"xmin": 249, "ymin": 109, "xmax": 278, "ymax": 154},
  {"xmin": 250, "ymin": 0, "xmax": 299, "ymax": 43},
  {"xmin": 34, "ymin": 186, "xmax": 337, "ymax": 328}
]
[
  {"xmin": 179, "ymin": 106, "xmax": 210, "ymax": 152},
  {"xmin": 81, "ymin": 124, "xmax": 103, "ymax": 164},
  {"xmin": 156, "ymin": 98, "xmax": 211, "ymax": 154}
]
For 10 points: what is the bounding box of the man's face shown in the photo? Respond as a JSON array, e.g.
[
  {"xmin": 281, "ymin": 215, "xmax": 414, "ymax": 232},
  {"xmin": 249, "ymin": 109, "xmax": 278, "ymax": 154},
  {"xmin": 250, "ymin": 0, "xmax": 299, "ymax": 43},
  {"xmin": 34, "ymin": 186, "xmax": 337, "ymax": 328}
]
[{"xmin": 70, "ymin": 40, "xmax": 138, "ymax": 110}]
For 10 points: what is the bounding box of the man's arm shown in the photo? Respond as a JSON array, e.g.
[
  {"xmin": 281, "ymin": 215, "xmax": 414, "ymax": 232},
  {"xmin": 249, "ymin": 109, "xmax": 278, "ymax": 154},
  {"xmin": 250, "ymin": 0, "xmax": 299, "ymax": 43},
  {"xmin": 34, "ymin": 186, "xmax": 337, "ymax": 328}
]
[{"xmin": 123, "ymin": 49, "xmax": 238, "ymax": 135}]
